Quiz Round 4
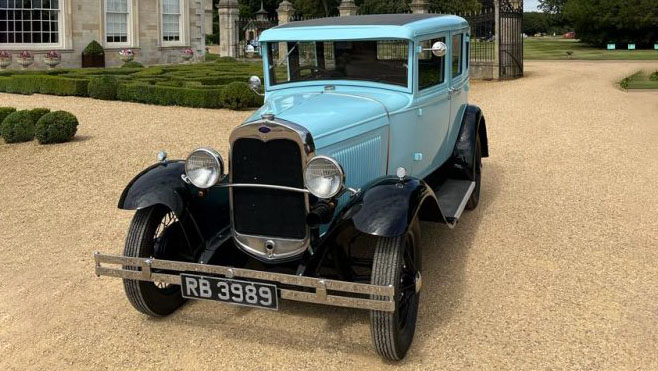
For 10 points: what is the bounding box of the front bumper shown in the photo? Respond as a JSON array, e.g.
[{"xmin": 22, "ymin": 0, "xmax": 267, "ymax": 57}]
[{"xmin": 94, "ymin": 252, "xmax": 395, "ymax": 312}]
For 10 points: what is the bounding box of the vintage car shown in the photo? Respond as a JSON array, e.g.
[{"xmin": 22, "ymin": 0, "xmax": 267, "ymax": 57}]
[{"xmin": 94, "ymin": 14, "xmax": 488, "ymax": 360}]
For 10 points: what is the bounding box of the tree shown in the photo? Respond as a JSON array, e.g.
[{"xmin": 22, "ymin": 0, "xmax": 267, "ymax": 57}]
[
  {"xmin": 358, "ymin": 0, "xmax": 410, "ymax": 15},
  {"xmin": 428, "ymin": 0, "xmax": 481, "ymax": 14},
  {"xmin": 538, "ymin": 0, "xmax": 568, "ymax": 14},
  {"xmin": 565, "ymin": 0, "xmax": 658, "ymax": 47}
]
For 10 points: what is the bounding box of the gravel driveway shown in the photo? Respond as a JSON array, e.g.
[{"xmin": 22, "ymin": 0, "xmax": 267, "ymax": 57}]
[{"xmin": 1, "ymin": 61, "xmax": 657, "ymax": 370}]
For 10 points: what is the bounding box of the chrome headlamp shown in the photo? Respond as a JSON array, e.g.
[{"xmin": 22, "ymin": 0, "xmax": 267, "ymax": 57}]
[
  {"xmin": 304, "ymin": 156, "xmax": 345, "ymax": 199},
  {"xmin": 185, "ymin": 148, "xmax": 225, "ymax": 189}
]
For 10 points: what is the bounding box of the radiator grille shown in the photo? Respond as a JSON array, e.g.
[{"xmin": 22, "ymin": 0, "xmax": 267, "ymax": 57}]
[{"xmin": 231, "ymin": 138, "xmax": 307, "ymax": 239}]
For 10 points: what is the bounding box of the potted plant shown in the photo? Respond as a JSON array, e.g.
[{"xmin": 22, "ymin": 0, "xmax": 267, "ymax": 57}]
[
  {"xmin": 0, "ymin": 51, "xmax": 11, "ymax": 69},
  {"xmin": 16, "ymin": 51, "xmax": 34, "ymax": 69},
  {"xmin": 82, "ymin": 40, "xmax": 105, "ymax": 68},
  {"xmin": 119, "ymin": 49, "xmax": 135, "ymax": 63},
  {"xmin": 43, "ymin": 50, "xmax": 62, "ymax": 69},
  {"xmin": 181, "ymin": 48, "xmax": 194, "ymax": 62}
]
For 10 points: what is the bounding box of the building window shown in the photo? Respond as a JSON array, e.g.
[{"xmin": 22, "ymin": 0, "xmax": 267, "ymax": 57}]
[
  {"xmin": 419, "ymin": 37, "xmax": 446, "ymax": 90},
  {"xmin": 162, "ymin": 0, "xmax": 182, "ymax": 43},
  {"xmin": 0, "ymin": 0, "xmax": 61, "ymax": 44},
  {"xmin": 105, "ymin": 0, "xmax": 130, "ymax": 44}
]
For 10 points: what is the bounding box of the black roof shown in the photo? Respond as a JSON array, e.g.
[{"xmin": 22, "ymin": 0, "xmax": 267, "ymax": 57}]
[{"xmin": 275, "ymin": 14, "xmax": 448, "ymax": 29}]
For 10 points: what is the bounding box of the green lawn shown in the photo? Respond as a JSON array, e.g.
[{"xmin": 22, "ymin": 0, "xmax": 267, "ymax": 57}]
[
  {"xmin": 620, "ymin": 71, "xmax": 658, "ymax": 90},
  {"xmin": 524, "ymin": 37, "xmax": 658, "ymax": 60}
]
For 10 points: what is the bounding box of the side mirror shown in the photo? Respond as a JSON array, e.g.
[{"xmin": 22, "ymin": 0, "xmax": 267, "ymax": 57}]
[
  {"xmin": 245, "ymin": 44, "xmax": 256, "ymax": 58},
  {"xmin": 248, "ymin": 76, "xmax": 264, "ymax": 96},
  {"xmin": 429, "ymin": 41, "xmax": 447, "ymax": 57}
]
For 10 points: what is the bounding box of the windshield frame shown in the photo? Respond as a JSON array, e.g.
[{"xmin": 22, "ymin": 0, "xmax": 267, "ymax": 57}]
[{"xmin": 262, "ymin": 39, "xmax": 414, "ymax": 94}]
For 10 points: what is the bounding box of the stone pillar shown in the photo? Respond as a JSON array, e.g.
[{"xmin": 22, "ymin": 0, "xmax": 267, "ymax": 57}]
[
  {"xmin": 409, "ymin": 0, "xmax": 428, "ymax": 14},
  {"xmin": 205, "ymin": 0, "xmax": 214, "ymax": 35},
  {"xmin": 276, "ymin": 1, "xmax": 295, "ymax": 59},
  {"xmin": 338, "ymin": 0, "xmax": 358, "ymax": 16},
  {"xmin": 218, "ymin": 0, "xmax": 239, "ymax": 57}
]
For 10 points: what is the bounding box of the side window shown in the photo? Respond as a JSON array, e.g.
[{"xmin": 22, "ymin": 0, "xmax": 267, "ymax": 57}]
[
  {"xmin": 465, "ymin": 34, "xmax": 470, "ymax": 69},
  {"xmin": 452, "ymin": 33, "xmax": 463, "ymax": 78},
  {"xmin": 418, "ymin": 37, "xmax": 446, "ymax": 90}
]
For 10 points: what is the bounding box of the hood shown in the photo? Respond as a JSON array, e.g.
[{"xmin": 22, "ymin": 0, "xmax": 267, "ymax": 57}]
[{"xmin": 246, "ymin": 89, "xmax": 410, "ymax": 147}]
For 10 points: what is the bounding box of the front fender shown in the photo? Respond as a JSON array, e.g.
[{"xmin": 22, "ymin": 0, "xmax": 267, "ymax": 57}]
[
  {"xmin": 336, "ymin": 176, "xmax": 445, "ymax": 238},
  {"xmin": 118, "ymin": 160, "xmax": 189, "ymax": 216}
]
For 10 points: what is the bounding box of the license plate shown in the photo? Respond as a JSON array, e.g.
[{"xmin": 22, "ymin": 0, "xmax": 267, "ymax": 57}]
[{"xmin": 180, "ymin": 274, "xmax": 278, "ymax": 310}]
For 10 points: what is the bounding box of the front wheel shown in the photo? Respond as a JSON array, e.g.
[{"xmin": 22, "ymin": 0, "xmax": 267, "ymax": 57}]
[
  {"xmin": 370, "ymin": 221, "xmax": 422, "ymax": 360},
  {"xmin": 122, "ymin": 205, "xmax": 187, "ymax": 317}
]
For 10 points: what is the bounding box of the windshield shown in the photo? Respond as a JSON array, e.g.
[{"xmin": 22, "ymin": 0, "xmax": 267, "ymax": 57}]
[{"xmin": 267, "ymin": 40, "xmax": 409, "ymax": 87}]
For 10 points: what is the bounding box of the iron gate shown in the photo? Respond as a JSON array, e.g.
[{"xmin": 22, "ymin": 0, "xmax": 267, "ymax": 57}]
[{"xmin": 498, "ymin": 0, "xmax": 523, "ymax": 79}]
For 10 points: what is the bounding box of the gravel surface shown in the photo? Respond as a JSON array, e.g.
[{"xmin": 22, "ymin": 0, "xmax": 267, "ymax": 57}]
[{"xmin": 1, "ymin": 61, "xmax": 657, "ymax": 370}]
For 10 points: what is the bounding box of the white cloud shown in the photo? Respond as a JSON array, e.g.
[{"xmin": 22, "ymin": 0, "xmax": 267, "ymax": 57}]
[{"xmin": 524, "ymin": 0, "xmax": 540, "ymax": 11}]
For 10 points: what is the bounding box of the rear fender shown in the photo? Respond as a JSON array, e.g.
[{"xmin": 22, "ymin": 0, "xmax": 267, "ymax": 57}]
[{"xmin": 451, "ymin": 105, "xmax": 489, "ymax": 179}]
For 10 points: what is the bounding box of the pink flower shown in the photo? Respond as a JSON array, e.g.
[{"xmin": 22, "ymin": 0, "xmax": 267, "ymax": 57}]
[
  {"xmin": 46, "ymin": 50, "xmax": 61, "ymax": 58},
  {"xmin": 0, "ymin": 50, "xmax": 11, "ymax": 58},
  {"xmin": 119, "ymin": 49, "xmax": 134, "ymax": 56},
  {"xmin": 19, "ymin": 50, "xmax": 33, "ymax": 59},
  {"xmin": 182, "ymin": 48, "xmax": 194, "ymax": 55}
]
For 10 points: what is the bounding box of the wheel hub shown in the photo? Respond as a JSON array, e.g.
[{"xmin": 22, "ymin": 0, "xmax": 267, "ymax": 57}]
[{"xmin": 414, "ymin": 271, "xmax": 422, "ymax": 294}]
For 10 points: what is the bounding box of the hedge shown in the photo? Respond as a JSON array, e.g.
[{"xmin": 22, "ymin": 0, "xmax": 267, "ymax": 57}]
[
  {"xmin": 88, "ymin": 75, "xmax": 119, "ymax": 100},
  {"xmin": 0, "ymin": 107, "xmax": 17, "ymax": 125},
  {"xmin": 117, "ymin": 83, "xmax": 224, "ymax": 108},
  {"xmin": 0, "ymin": 110, "xmax": 36, "ymax": 143},
  {"xmin": 35, "ymin": 111, "xmax": 79, "ymax": 144},
  {"xmin": 0, "ymin": 75, "xmax": 89, "ymax": 96},
  {"xmin": 29, "ymin": 108, "xmax": 51, "ymax": 122}
]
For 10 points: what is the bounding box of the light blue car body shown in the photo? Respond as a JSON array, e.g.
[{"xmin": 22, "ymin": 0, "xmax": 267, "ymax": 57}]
[{"xmin": 245, "ymin": 15, "xmax": 472, "ymax": 207}]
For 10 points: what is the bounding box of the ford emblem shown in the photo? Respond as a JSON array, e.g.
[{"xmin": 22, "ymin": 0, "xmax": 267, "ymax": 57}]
[{"xmin": 258, "ymin": 126, "xmax": 271, "ymax": 134}]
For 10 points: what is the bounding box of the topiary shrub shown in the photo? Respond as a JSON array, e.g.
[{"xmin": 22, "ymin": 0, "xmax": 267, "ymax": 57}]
[
  {"xmin": 0, "ymin": 107, "xmax": 17, "ymax": 125},
  {"xmin": 220, "ymin": 82, "xmax": 261, "ymax": 109},
  {"xmin": 122, "ymin": 61, "xmax": 144, "ymax": 68},
  {"xmin": 35, "ymin": 111, "xmax": 79, "ymax": 144},
  {"xmin": 83, "ymin": 40, "xmax": 105, "ymax": 56},
  {"xmin": 0, "ymin": 110, "xmax": 36, "ymax": 143},
  {"xmin": 29, "ymin": 108, "xmax": 51, "ymax": 122},
  {"xmin": 88, "ymin": 75, "xmax": 119, "ymax": 100}
]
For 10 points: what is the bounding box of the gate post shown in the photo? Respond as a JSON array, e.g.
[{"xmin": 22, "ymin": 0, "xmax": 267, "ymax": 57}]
[
  {"xmin": 493, "ymin": 0, "xmax": 500, "ymax": 80},
  {"xmin": 277, "ymin": 1, "xmax": 295, "ymax": 58},
  {"xmin": 338, "ymin": 0, "xmax": 358, "ymax": 16},
  {"xmin": 218, "ymin": 0, "xmax": 239, "ymax": 57},
  {"xmin": 409, "ymin": 0, "xmax": 428, "ymax": 14}
]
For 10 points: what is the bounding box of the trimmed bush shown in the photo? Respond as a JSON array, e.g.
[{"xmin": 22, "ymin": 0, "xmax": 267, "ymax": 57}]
[
  {"xmin": 0, "ymin": 110, "xmax": 36, "ymax": 143},
  {"xmin": 83, "ymin": 40, "xmax": 104, "ymax": 56},
  {"xmin": 88, "ymin": 75, "xmax": 119, "ymax": 100},
  {"xmin": 0, "ymin": 75, "xmax": 88, "ymax": 96},
  {"xmin": 122, "ymin": 61, "xmax": 144, "ymax": 68},
  {"xmin": 220, "ymin": 82, "xmax": 261, "ymax": 110},
  {"xmin": 0, "ymin": 107, "xmax": 17, "ymax": 125},
  {"xmin": 117, "ymin": 83, "xmax": 223, "ymax": 108},
  {"xmin": 29, "ymin": 108, "xmax": 51, "ymax": 122},
  {"xmin": 216, "ymin": 56, "xmax": 237, "ymax": 63},
  {"xmin": 35, "ymin": 111, "xmax": 79, "ymax": 144}
]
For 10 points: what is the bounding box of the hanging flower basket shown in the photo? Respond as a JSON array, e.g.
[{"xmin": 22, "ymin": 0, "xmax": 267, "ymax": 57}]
[
  {"xmin": 16, "ymin": 51, "xmax": 34, "ymax": 69},
  {"xmin": 43, "ymin": 50, "xmax": 61, "ymax": 69},
  {"xmin": 181, "ymin": 48, "xmax": 194, "ymax": 62},
  {"xmin": 119, "ymin": 49, "xmax": 135, "ymax": 62},
  {"xmin": 0, "ymin": 51, "xmax": 11, "ymax": 69}
]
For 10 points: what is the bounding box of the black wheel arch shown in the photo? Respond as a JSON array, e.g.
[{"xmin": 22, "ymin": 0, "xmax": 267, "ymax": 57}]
[{"xmin": 451, "ymin": 104, "xmax": 489, "ymax": 179}]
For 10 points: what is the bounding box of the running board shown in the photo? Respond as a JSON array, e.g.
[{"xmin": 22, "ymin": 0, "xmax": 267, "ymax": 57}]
[{"xmin": 434, "ymin": 179, "xmax": 476, "ymax": 227}]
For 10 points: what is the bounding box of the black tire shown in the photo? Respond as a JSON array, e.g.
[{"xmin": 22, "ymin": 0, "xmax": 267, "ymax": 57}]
[
  {"xmin": 123, "ymin": 206, "xmax": 186, "ymax": 317},
  {"xmin": 465, "ymin": 135, "xmax": 482, "ymax": 210},
  {"xmin": 370, "ymin": 220, "xmax": 422, "ymax": 360}
]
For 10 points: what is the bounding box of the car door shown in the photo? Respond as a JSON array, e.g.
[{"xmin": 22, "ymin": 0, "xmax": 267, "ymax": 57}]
[
  {"xmin": 412, "ymin": 35, "xmax": 450, "ymax": 179},
  {"xmin": 446, "ymin": 31, "xmax": 469, "ymax": 160}
]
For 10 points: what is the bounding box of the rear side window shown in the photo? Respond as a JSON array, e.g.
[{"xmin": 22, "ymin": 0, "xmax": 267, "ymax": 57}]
[
  {"xmin": 418, "ymin": 37, "xmax": 446, "ymax": 90},
  {"xmin": 452, "ymin": 34, "xmax": 463, "ymax": 78}
]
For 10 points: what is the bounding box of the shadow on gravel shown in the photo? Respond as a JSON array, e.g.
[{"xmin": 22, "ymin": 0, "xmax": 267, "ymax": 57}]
[{"xmin": 410, "ymin": 162, "xmax": 502, "ymax": 355}]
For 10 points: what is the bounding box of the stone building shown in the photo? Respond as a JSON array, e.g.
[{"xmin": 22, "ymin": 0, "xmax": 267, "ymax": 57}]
[{"xmin": 0, "ymin": 0, "xmax": 207, "ymax": 69}]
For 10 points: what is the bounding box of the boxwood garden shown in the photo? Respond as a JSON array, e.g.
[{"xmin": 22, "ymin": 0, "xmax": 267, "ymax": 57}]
[
  {"xmin": 0, "ymin": 58, "xmax": 264, "ymax": 110},
  {"xmin": 1, "ymin": 107, "xmax": 79, "ymax": 144}
]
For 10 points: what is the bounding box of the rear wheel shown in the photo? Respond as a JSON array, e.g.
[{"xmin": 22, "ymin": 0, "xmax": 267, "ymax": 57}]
[
  {"xmin": 123, "ymin": 205, "xmax": 187, "ymax": 317},
  {"xmin": 370, "ymin": 220, "xmax": 422, "ymax": 360}
]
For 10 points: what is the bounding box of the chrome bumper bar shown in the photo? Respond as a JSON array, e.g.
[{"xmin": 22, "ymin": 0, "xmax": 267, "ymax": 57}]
[{"xmin": 94, "ymin": 252, "xmax": 395, "ymax": 312}]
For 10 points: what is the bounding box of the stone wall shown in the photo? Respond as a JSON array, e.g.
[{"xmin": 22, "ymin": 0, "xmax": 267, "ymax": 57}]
[{"xmin": 1, "ymin": 0, "xmax": 206, "ymax": 69}]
